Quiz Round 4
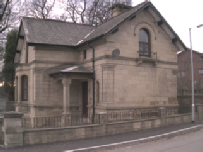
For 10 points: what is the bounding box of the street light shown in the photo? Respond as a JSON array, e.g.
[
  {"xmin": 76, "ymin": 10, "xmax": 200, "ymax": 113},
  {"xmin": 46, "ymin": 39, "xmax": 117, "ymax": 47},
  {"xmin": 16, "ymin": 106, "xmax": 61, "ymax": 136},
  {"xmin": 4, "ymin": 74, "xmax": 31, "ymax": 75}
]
[{"xmin": 189, "ymin": 24, "xmax": 203, "ymax": 123}]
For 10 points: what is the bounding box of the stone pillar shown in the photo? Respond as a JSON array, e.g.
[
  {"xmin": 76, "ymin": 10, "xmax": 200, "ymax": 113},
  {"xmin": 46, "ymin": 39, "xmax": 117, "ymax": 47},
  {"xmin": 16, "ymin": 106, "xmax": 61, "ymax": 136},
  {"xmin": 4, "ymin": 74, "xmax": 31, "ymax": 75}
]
[
  {"xmin": 101, "ymin": 64, "xmax": 116, "ymax": 103},
  {"xmin": 62, "ymin": 78, "xmax": 72, "ymax": 114},
  {"xmin": 159, "ymin": 107, "xmax": 166, "ymax": 118},
  {"xmin": 98, "ymin": 112, "xmax": 107, "ymax": 124},
  {"xmin": 196, "ymin": 104, "xmax": 203, "ymax": 122},
  {"xmin": 2, "ymin": 112, "xmax": 24, "ymax": 148},
  {"xmin": 61, "ymin": 78, "xmax": 72, "ymax": 127}
]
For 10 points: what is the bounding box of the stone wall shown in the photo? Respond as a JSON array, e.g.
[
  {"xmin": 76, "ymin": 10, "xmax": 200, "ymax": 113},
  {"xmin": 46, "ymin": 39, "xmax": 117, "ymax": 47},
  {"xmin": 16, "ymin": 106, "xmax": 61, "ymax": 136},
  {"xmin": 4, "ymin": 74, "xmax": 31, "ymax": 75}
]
[
  {"xmin": 23, "ymin": 113, "xmax": 194, "ymax": 146},
  {"xmin": 91, "ymin": 10, "xmax": 178, "ymax": 111}
]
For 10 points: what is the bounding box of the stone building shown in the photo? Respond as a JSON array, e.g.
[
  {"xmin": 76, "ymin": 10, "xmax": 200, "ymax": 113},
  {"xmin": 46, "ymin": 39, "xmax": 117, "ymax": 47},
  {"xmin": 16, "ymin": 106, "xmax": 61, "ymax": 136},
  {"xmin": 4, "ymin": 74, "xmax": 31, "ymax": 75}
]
[{"xmin": 14, "ymin": 1, "xmax": 186, "ymax": 118}]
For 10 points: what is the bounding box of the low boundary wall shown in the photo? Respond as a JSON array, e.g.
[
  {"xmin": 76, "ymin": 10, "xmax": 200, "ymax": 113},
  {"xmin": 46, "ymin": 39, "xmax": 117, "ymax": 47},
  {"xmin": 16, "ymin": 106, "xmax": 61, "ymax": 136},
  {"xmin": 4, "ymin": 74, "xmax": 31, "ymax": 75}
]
[
  {"xmin": 23, "ymin": 113, "xmax": 195, "ymax": 145},
  {"xmin": 2, "ymin": 104, "xmax": 203, "ymax": 148}
]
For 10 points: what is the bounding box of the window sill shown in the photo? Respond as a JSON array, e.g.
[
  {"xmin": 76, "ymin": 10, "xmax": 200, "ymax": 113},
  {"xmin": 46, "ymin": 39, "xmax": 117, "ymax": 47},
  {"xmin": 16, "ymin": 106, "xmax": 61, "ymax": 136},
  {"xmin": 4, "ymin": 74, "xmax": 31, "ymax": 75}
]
[{"xmin": 135, "ymin": 57, "xmax": 157, "ymax": 65}]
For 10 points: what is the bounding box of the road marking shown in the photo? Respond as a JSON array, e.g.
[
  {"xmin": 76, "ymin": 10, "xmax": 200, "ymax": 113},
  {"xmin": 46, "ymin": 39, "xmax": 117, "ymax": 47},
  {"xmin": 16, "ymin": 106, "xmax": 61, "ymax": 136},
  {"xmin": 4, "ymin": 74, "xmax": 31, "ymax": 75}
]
[{"xmin": 64, "ymin": 125, "xmax": 203, "ymax": 152}]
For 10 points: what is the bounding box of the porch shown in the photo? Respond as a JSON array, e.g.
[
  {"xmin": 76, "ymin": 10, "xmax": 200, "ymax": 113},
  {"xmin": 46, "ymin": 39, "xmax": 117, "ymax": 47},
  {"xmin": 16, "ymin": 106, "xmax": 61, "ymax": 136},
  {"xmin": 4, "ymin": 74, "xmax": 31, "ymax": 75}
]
[{"xmin": 46, "ymin": 64, "xmax": 93, "ymax": 116}]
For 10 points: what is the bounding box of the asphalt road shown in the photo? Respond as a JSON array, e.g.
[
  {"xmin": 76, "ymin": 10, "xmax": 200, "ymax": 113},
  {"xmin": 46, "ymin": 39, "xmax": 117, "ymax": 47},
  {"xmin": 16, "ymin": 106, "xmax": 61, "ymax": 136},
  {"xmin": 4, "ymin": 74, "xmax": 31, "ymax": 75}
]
[{"xmin": 107, "ymin": 128, "xmax": 203, "ymax": 152}]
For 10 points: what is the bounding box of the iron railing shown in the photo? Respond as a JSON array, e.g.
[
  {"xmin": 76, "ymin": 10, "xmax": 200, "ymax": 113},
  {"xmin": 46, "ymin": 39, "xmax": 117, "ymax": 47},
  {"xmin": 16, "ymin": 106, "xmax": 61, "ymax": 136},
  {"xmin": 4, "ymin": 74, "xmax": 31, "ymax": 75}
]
[
  {"xmin": 107, "ymin": 108, "xmax": 160, "ymax": 123},
  {"xmin": 137, "ymin": 51, "xmax": 157, "ymax": 59},
  {"xmin": 22, "ymin": 114, "xmax": 100, "ymax": 129},
  {"xmin": 22, "ymin": 107, "xmax": 193, "ymax": 128},
  {"xmin": 107, "ymin": 107, "xmax": 192, "ymax": 123}
]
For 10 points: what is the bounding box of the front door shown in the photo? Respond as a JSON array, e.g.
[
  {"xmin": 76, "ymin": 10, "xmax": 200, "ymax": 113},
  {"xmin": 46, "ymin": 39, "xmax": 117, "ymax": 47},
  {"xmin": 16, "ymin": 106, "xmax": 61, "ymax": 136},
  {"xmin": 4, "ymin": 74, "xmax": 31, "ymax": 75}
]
[{"xmin": 82, "ymin": 82, "xmax": 88, "ymax": 115}]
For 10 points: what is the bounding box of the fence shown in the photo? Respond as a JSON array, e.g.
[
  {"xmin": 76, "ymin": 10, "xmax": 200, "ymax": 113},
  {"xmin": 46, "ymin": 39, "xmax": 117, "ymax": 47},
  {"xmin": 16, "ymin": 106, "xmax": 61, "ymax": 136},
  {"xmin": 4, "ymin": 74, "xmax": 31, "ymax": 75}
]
[
  {"xmin": 22, "ymin": 107, "xmax": 192, "ymax": 128},
  {"xmin": 107, "ymin": 107, "xmax": 191, "ymax": 123},
  {"xmin": 22, "ymin": 114, "xmax": 100, "ymax": 128},
  {"xmin": 4, "ymin": 105, "xmax": 203, "ymax": 148}
]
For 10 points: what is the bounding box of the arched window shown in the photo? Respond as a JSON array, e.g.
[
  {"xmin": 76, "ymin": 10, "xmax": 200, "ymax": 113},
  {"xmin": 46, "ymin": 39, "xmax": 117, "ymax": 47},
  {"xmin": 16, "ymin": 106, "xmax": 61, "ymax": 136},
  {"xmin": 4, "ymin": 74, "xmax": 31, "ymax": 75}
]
[
  {"xmin": 21, "ymin": 75, "xmax": 28, "ymax": 101},
  {"xmin": 139, "ymin": 28, "xmax": 150, "ymax": 57}
]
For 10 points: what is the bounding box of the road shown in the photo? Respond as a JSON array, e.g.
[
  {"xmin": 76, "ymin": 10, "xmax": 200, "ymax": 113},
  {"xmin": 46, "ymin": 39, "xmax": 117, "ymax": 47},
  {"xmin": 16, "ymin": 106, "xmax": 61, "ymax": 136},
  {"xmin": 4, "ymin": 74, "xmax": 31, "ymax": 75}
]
[{"xmin": 106, "ymin": 129, "xmax": 203, "ymax": 152}]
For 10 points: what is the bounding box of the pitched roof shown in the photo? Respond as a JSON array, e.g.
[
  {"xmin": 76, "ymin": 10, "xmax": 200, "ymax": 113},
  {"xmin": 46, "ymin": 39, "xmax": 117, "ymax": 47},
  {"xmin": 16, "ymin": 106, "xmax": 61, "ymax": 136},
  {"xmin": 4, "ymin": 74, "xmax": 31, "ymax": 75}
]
[
  {"xmin": 20, "ymin": 1, "xmax": 186, "ymax": 50},
  {"xmin": 22, "ymin": 18, "xmax": 95, "ymax": 46},
  {"xmin": 21, "ymin": 1, "xmax": 148, "ymax": 47},
  {"xmin": 178, "ymin": 49, "xmax": 203, "ymax": 57},
  {"xmin": 78, "ymin": 2, "xmax": 147, "ymax": 45},
  {"xmin": 44, "ymin": 64, "xmax": 93, "ymax": 76}
]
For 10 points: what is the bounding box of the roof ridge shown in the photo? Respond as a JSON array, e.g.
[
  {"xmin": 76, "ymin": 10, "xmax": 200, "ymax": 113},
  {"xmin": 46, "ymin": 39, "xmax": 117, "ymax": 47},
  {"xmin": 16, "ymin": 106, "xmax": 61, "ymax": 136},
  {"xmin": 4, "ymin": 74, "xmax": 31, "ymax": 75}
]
[
  {"xmin": 94, "ymin": 1, "xmax": 148, "ymax": 28},
  {"xmin": 77, "ymin": 1, "xmax": 149, "ymax": 45},
  {"xmin": 22, "ymin": 17, "xmax": 94, "ymax": 27}
]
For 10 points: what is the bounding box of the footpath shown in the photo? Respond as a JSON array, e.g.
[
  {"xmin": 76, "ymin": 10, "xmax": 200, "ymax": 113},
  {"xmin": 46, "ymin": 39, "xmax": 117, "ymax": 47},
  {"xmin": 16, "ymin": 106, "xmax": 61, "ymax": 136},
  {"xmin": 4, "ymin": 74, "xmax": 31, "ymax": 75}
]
[{"xmin": 1, "ymin": 123, "xmax": 203, "ymax": 152}]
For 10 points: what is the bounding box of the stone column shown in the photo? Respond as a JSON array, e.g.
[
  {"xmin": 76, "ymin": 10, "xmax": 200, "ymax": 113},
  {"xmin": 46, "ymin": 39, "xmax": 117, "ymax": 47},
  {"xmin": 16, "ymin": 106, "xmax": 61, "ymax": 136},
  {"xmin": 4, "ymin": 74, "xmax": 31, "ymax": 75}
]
[
  {"xmin": 159, "ymin": 107, "xmax": 166, "ymax": 118},
  {"xmin": 101, "ymin": 64, "xmax": 116, "ymax": 103},
  {"xmin": 98, "ymin": 112, "xmax": 107, "ymax": 124},
  {"xmin": 2, "ymin": 112, "xmax": 24, "ymax": 148},
  {"xmin": 62, "ymin": 78, "xmax": 72, "ymax": 115}
]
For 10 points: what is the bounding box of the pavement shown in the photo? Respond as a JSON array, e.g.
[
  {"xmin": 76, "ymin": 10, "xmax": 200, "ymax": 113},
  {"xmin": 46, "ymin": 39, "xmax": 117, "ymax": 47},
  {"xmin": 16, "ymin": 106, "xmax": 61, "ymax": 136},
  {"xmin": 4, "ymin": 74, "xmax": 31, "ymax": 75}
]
[
  {"xmin": 105, "ymin": 125, "xmax": 203, "ymax": 152},
  {"xmin": 0, "ymin": 123, "xmax": 203, "ymax": 152}
]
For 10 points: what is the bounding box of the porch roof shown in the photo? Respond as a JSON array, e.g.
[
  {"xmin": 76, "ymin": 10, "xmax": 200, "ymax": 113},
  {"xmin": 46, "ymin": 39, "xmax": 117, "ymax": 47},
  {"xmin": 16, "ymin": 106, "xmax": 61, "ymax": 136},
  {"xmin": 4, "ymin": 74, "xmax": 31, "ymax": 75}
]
[{"xmin": 45, "ymin": 64, "xmax": 93, "ymax": 77}]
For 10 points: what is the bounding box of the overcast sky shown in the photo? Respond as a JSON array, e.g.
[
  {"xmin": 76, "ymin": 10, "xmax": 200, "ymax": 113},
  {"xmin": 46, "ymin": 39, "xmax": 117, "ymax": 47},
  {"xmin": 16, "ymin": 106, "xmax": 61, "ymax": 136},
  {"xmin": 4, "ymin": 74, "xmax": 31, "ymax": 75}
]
[{"xmin": 132, "ymin": 0, "xmax": 203, "ymax": 52}]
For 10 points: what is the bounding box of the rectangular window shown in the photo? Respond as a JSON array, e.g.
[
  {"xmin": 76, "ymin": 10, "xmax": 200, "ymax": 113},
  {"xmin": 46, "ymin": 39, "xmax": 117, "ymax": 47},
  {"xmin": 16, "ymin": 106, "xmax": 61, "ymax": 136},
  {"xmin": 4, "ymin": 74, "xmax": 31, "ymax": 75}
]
[
  {"xmin": 21, "ymin": 75, "xmax": 28, "ymax": 101},
  {"xmin": 181, "ymin": 71, "xmax": 185, "ymax": 77},
  {"xmin": 83, "ymin": 50, "xmax": 86, "ymax": 60},
  {"xmin": 198, "ymin": 58, "xmax": 202, "ymax": 62},
  {"xmin": 199, "ymin": 69, "xmax": 203, "ymax": 74}
]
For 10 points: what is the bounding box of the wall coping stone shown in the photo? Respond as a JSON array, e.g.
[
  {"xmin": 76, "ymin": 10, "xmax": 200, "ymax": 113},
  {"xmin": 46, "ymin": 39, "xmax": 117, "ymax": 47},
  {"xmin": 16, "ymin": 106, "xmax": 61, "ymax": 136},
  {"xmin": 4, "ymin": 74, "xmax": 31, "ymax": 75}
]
[
  {"xmin": 98, "ymin": 112, "xmax": 107, "ymax": 114},
  {"xmin": 24, "ymin": 124, "xmax": 101, "ymax": 132},
  {"xmin": 3, "ymin": 111, "xmax": 24, "ymax": 118},
  {"xmin": 107, "ymin": 113, "xmax": 192, "ymax": 125}
]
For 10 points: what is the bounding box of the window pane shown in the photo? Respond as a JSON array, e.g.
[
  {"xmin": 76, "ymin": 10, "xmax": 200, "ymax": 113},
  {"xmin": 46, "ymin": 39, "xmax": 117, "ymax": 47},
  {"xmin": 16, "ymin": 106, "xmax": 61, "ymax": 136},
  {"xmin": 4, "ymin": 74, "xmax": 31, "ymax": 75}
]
[
  {"xmin": 24, "ymin": 89, "xmax": 28, "ymax": 100},
  {"xmin": 23, "ymin": 77, "xmax": 28, "ymax": 89},
  {"xmin": 139, "ymin": 29, "xmax": 149, "ymax": 56},
  {"xmin": 139, "ymin": 42, "xmax": 149, "ymax": 56},
  {"xmin": 139, "ymin": 29, "xmax": 148, "ymax": 43},
  {"xmin": 199, "ymin": 69, "xmax": 203, "ymax": 74},
  {"xmin": 22, "ymin": 75, "xmax": 28, "ymax": 101}
]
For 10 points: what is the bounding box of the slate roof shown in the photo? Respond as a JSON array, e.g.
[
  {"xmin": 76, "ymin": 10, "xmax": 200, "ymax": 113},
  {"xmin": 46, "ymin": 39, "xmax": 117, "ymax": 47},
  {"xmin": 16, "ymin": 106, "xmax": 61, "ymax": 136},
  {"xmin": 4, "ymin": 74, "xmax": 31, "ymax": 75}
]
[
  {"xmin": 21, "ymin": 1, "xmax": 148, "ymax": 47},
  {"xmin": 44, "ymin": 64, "xmax": 93, "ymax": 76},
  {"xmin": 20, "ymin": 1, "xmax": 186, "ymax": 49},
  {"xmin": 80, "ymin": 2, "xmax": 147, "ymax": 45},
  {"xmin": 22, "ymin": 18, "xmax": 95, "ymax": 46}
]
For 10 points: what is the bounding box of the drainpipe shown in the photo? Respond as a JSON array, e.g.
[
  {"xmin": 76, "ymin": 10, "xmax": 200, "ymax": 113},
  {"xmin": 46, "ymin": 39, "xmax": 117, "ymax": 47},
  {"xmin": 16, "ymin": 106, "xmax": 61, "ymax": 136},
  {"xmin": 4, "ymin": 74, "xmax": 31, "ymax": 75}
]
[{"xmin": 87, "ymin": 43, "xmax": 95, "ymax": 123}]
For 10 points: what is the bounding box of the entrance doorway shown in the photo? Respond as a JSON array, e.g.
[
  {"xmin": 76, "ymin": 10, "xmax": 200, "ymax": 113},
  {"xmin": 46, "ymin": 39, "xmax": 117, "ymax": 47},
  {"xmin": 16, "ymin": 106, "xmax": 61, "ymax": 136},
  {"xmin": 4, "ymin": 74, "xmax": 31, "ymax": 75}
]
[{"xmin": 82, "ymin": 82, "xmax": 88, "ymax": 115}]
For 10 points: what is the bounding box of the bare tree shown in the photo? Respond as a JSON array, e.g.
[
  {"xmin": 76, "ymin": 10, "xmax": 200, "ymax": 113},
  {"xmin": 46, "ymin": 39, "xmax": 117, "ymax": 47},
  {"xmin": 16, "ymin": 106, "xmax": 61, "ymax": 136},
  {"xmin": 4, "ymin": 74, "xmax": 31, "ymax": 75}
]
[
  {"xmin": 28, "ymin": 0, "xmax": 56, "ymax": 19},
  {"xmin": 0, "ymin": 0, "xmax": 12, "ymax": 33},
  {"xmin": 62, "ymin": 0, "xmax": 132, "ymax": 25},
  {"xmin": 86, "ymin": 0, "xmax": 112, "ymax": 26}
]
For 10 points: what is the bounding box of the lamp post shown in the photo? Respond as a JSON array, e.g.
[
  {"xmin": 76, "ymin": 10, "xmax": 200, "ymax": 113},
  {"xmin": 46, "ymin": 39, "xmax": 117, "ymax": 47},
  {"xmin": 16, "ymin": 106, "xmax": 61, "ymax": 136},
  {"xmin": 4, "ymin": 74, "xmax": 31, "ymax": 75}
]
[{"xmin": 189, "ymin": 24, "xmax": 203, "ymax": 123}]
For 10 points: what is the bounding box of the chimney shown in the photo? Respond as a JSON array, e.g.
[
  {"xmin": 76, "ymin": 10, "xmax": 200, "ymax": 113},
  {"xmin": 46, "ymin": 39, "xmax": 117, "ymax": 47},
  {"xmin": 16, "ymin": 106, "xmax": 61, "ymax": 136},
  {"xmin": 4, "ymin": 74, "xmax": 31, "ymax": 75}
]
[{"xmin": 111, "ymin": 3, "xmax": 132, "ymax": 17}]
